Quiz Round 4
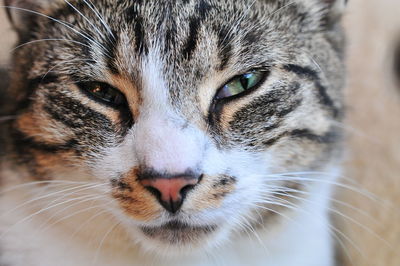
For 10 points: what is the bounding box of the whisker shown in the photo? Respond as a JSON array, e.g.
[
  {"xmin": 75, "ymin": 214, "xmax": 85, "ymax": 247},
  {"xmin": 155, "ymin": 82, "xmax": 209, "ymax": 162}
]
[
  {"xmin": 252, "ymin": 196, "xmax": 365, "ymax": 259},
  {"xmin": 39, "ymin": 192, "xmax": 108, "ymax": 227},
  {"xmin": 69, "ymin": 208, "xmax": 113, "ymax": 241},
  {"xmin": 10, "ymin": 38, "xmax": 91, "ymax": 53},
  {"xmin": 41, "ymin": 58, "xmax": 95, "ymax": 80},
  {"xmin": 36, "ymin": 199, "xmax": 109, "ymax": 237},
  {"xmin": 264, "ymin": 174, "xmax": 392, "ymax": 207},
  {"xmin": 0, "ymin": 180, "xmax": 95, "ymax": 195},
  {"xmin": 0, "ymin": 194, "xmax": 104, "ymax": 240},
  {"xmin": 82, "ymin": 0, "xmax": 115, "ymax": 40},
  {"xmin": 267, "ymin": 1, "xmax": 296, "ymax": 20},
  {"xmin": 43, "ymin": 183, "xmax": 109, "ymax": 208},
  {"xmin": 258, "ymin": 183, "xmax": 380, "ymax": 225},
  {"xmin": 239, "ymin": 213, "xmax": 268, "ymax": 252},
  {"xmin": 63, "ymin": 0, "xmax": 108, "ymax": 41},
  {"xmin": 92, "ymin": 221, "xmax": 121, "ymax": 265},
  {"xmin": 268, "ymin": 190, "xmax": 392, "ymax": 249},
  {"xmin": 2, "ymin": 182, "xmax": 108, "ymax": 217},
  {"xmin": 0, "ymin": 6, "xmax": 111, "ymax": 58}
]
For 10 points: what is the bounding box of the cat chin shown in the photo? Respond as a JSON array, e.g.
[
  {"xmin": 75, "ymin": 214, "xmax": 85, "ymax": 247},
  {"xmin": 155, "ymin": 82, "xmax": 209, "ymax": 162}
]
[{"xmin": 125, "ymin": 221, "xmax": 231, "ymax": 258}]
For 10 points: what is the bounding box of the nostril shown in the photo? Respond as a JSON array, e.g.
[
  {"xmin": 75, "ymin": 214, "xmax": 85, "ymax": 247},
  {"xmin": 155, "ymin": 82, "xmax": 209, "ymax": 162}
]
[
  {"xmin": 144, "ymin": 186, "xmax": 162, "ymax": 201},
  {"xmin": 179, "ymin": 184, "xmax": 196, "ymax": 200}
]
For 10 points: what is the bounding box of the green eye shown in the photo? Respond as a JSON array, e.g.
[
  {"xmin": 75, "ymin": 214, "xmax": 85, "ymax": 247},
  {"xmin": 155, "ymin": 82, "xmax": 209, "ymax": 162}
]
[
  {"xmin": 78, "ymin": 81, "xmax": 126, "ymax": 107},
  {"xmin": 216, "ymin": 71, "xmax": 267, "ymax": 100}
]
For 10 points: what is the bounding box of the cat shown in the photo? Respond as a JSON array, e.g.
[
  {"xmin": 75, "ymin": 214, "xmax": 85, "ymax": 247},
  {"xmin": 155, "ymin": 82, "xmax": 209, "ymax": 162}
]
[{"xmin": 0, "ymin": 0, "xmax": 347, "ymax": 265}]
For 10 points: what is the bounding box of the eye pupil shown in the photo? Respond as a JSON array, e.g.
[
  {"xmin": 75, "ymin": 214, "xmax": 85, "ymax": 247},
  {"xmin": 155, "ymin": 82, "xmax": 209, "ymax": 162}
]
[{"xmin": 240, "ymin": 74, "xmax": 253, "ymax": 89}]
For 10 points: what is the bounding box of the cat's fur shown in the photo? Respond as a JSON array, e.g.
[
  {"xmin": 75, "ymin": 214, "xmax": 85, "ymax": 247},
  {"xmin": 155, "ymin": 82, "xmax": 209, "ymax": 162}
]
[{"xmin": 0, "ymin": 0, "xmax": 347, "ymax": 265}]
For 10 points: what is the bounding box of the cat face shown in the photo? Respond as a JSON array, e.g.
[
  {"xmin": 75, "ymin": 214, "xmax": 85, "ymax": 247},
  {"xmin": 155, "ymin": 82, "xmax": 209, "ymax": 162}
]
[{"xmin": 5, "ymin": 0, "xmax": 346, "ymax": 255}]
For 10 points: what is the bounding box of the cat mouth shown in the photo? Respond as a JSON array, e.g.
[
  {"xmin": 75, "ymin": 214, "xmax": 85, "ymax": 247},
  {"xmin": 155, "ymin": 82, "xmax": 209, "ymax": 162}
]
[{"xmin": 140, "ymin": 221, "xmax": 218, "ymax": 244}]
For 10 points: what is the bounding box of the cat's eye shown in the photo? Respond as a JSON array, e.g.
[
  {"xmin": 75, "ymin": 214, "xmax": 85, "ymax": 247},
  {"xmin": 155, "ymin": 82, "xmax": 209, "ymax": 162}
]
[
  {"xmin": 78, "ymin": 81, "xmax": 126, "ymax": 107},
  {"xmin": 216, "ymin": 70, "xmax": 267, "ymax": 100}
]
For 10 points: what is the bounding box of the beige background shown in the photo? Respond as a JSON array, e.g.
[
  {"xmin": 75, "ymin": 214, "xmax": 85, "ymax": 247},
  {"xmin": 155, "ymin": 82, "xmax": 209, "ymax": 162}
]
[
  {"xmin": 340, "ymin": 0, "xmax": 400, "ymax": 265},
  {"xmin": 0, "ymin": 1, "xmax": 399, "ymax": 265}
]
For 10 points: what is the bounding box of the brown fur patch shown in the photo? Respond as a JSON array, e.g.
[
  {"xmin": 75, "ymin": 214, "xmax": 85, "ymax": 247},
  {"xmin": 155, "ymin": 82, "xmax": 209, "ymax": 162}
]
[
  {"xmin": 16, "ymin": 111, "xmax": 72, "ymax": 145},
  {"xmin": 112, "ymin": 169, "xmax": 160, "ymax": 222}
]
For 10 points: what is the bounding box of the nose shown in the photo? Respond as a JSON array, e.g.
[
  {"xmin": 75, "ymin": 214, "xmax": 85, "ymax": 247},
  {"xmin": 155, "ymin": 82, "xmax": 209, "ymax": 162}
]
[{"xmin": 139, "ymin": 173, "xmax": 201, "ymax": 213}]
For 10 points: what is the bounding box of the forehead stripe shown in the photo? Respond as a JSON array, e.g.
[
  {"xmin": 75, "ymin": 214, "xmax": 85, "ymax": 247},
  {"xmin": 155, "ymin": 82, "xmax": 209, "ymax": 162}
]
[
  {"xmin": 216, "ymin": 26, "xmax": 233, "ymax": 70},
  {"xmin": 105, "ymin": 30, "xmax": 120, "ymax": 74},
  {"xmin": 182, "ymin": 0, "xmax": 213, "ymax": 60}
]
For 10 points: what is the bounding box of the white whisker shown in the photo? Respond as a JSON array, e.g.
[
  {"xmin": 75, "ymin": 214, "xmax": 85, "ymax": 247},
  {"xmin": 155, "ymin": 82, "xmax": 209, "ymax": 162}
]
[
  {"xmin": 37, "ymin": 200, "xmax": 109, "ymax": 237},
  {"xmin": 2, "ymin": 182, "xmax": 108, "ymax": 217},
  {"xmin": 92, "ymin": 221, "xmax": 121, "ymax": 265},
  {"xmin": 82, "ymin": 0, "xmax": 115, "ymax": 40},
  {"xmin": 0, "ymin": 180, "xmax": 93, "ymax": 195},
  {"xmin": 42, "ymin": 58, "xmax": 95, "ymax": 80},
  {"xmin": 0, "ymin": 6, "xmax": 111, "ymax": 57},
  {"xmin": 0, "ymin": 194, "xmax": 104, "ymax": 240},
  {"xmin": 10, "ymin": 38, "xmax": 91, "ymax": 53},
  {"xmin": 63, "ymin": 0, "xmax": 107, "ymax": 41}
]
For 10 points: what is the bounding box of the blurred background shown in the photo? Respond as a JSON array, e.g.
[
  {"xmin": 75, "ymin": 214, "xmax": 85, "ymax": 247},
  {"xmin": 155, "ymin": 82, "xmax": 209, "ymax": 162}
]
[{"xmin": 0, "ymin": 0, "xmax": 399, "ymax": 265}]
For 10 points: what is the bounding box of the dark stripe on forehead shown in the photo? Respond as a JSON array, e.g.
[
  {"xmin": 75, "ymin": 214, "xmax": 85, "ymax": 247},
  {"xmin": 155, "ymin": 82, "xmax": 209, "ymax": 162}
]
[
  {"xmin": 134, "ymin": 16, "xmax": 148, "ymax": 55},
  {"xmin": 284, "ymin": 64, "xmax": 340, "ymax": 118},
  {"xmin": 182, "ymin": 18, "xmax": 201, "ymax": 60},
  {"xmin": 182, "ymin": 0, "xmax": 213, "ymax": 60},
  {"xmin": 126, "ymin": 4, "xmax": 148, "ymax": 55},
  {"xmin": 216, "ymin": 26, "xmax": 233, "ymax": 71},
  {"xmin": 105, "ymin": 30, "xmax": 120, "ymax": 74}
]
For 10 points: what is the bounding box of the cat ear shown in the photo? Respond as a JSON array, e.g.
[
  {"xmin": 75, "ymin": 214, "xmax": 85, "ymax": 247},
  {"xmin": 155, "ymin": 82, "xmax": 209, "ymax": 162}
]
[
  {"xmin": 4, "ymin": 0, "xmax": 53, "ymax": 37},
  {"xmin": 323, "ymin": 0, "xmax": 348, "ymax": 21},
  {"xmin": 301, "ymin": 0, "xmax": 348, "ymax": 26}
]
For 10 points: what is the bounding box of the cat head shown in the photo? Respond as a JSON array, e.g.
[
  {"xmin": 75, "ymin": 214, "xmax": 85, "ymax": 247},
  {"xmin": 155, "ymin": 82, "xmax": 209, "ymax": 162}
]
[{"xmin": 5, "ymin": 0, "xmax": 347, "ymax": 256}]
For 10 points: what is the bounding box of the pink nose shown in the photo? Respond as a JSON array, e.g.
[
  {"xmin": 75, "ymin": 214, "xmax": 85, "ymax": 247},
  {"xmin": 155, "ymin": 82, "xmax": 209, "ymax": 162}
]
[{"xmin": 140, "ymin": 175, "xmax": 200, "ymax": 213}]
